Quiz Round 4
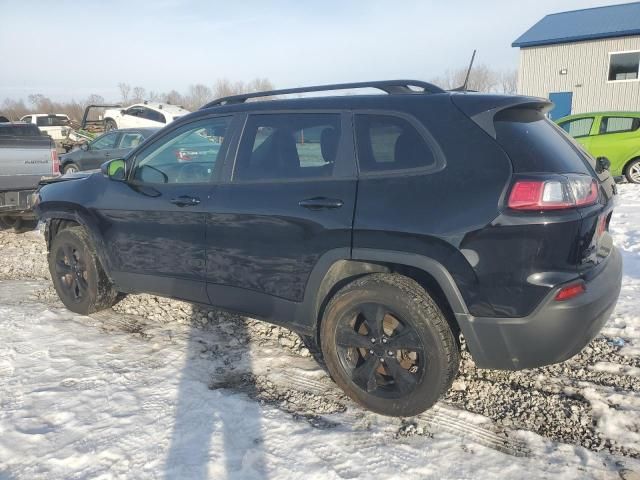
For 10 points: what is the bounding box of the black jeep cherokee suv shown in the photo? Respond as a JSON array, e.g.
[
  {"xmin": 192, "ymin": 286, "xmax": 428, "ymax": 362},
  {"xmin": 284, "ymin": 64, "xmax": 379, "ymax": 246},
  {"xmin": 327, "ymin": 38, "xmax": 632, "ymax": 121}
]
[{"xmin": 35, "ymin": 80, "xmax": 622, "ymax": 416}]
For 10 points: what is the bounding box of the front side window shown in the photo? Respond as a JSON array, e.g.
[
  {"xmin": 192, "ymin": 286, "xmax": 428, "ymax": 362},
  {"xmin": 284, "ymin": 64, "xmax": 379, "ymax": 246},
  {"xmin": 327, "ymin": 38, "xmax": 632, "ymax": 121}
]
[
  {"xmin": 559, "ymin": 117, "xmax": 594, "ymax": 138},
  {"xmin": 22, "ymin": 116, "xmax": 32, "ymax": 124},
  {"xmin": 355, "ymin": 114, "xmax": 436, "ymax": 173},
  {"xmin": 125, "ymin": 107, "xmax": 143, "ymax": 117},
  {"xmin": 131, "ymin": 116, "xmax": 230, "ymax": 184},
  {"xmin": 600, "ymin": 116, "xmax": 640, "ymax": 134},
  {"xmin": 119, "ymin": 133, "xmax": 144, "ymax": 148},
  {"xmin": 234, "ymin": 113, "xmax": 341, "ymax": 181},
  {"xmin": 608, "ymin": 51, "xmax": 640, "ymax": 81},
  {"xmin": 91, "ymin": 132, "xmax": 118, "ymax": 150}
]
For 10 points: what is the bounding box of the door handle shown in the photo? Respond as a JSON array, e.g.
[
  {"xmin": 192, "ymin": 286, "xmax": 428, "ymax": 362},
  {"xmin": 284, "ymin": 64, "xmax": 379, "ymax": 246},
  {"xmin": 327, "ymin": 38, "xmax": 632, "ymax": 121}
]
[
  {"xmin": 298, "ymin": 197, "xmax": 344, "ymax": 210},
  {"xmin": 171, "ymin": 195, "xmax": 201, "ymax": 207}
]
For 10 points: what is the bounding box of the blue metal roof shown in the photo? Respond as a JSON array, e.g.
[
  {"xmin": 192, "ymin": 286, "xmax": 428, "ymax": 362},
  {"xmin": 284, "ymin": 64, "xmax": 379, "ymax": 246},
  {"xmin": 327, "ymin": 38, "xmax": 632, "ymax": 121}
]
[{"xmin": 512, "ymin": 2, "xmax": 640, "ymax": 48}]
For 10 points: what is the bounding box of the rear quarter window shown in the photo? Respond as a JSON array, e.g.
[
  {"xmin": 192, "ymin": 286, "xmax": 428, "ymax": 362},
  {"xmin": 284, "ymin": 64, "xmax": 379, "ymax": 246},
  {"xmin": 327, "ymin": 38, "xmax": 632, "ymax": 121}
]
[
  {"xmin": 355, "ymin": 114, "xmax": 440, "ymax": 174},
  {"xmin": 494, "ymin": 108, "xmax": 592, "ymax": 174}
]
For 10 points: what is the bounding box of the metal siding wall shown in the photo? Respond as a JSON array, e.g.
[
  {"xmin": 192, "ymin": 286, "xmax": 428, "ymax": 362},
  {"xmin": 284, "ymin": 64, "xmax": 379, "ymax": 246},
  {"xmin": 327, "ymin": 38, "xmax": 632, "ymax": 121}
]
[{"xmin": 518, "ymin": 35, "xmax": 640, "ymax": 114}]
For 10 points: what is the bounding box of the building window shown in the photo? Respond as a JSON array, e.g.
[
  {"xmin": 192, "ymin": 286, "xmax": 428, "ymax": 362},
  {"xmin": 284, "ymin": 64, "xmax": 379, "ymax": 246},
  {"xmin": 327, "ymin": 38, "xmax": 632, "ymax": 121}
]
[{"xmin": 608, "ymin": 51, "xmax": 640, "ymax": 81}]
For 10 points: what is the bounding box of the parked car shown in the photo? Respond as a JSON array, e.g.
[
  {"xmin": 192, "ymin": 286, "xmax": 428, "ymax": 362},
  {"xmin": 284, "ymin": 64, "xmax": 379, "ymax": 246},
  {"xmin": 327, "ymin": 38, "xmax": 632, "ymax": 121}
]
[
  {"xmin": 35, "ymin": 80, "xmax": 622, "ymax": 417},
  {"xmin": 557, "ymin": 112, "xmax": 640, "ymax": 183},
  {"xmin": 60, "ymin": 128, "xmax": 159, "ymax": 173},
  {"xmin": 103, "ymin": 102, "xmax": 190, "ymax": 131},
  {"xmin": 20, "ymin": 113, "xmax": 73, "ymax": 142},
  {"xmin": 1, "ymin": 122, "xmax": 59, "ymax": 231}
]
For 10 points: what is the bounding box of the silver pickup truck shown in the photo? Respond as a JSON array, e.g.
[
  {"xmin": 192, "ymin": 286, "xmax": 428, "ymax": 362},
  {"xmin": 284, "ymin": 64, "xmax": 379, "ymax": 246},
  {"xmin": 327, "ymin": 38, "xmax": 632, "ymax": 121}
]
[{"xmin": 0, "ymin": 123, "xmax": 59, "ymax": 231}]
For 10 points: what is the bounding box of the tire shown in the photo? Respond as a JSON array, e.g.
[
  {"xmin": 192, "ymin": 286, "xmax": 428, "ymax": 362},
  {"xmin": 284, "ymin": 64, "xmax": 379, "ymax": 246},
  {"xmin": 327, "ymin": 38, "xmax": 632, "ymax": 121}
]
[
  {"xmin": 104, "ymin": 119, "xmax": 117, "ymax": 132},
  {"xmin": 624, "ymin": 158, "xmax": 640, "ymax": 184},
  {"xmin": 63, "ymin": 163, "xmax": 79, "ymax": 174},
  {"xmin": 320, "ymin": 273, "xmax": 460, "ymax": 417},
  {"xmin": 48, "ymin": 226, "xmax": 119, "ymax": 315}
]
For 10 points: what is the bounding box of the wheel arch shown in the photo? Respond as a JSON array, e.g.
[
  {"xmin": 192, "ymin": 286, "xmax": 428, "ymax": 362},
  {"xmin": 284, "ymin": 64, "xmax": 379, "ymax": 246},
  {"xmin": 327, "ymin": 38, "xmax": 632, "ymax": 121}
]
[
  {"xmin": 300, "ymin": 248, "xmax": 469, "ymax": 347},
  {"xmin": 39, "ymin": 207, "xmax": 116, "ymax": 285},
  {"xmin": 622, "ymin": 155, "xmax": 640, "ymax": 176}
]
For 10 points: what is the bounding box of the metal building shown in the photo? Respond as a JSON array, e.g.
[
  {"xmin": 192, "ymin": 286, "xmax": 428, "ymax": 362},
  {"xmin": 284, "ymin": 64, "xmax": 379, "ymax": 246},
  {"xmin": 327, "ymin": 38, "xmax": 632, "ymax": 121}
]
[{"xmin": 513, "ymin": 2, "xmax": 640, "ymax": 120}]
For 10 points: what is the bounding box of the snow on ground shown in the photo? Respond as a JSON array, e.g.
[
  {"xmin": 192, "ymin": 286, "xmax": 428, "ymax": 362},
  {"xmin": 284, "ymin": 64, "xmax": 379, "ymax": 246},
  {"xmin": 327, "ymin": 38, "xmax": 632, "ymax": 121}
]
[{"xmin": 0, "ymin": 184, "xmax": 639, "ymax": 479}]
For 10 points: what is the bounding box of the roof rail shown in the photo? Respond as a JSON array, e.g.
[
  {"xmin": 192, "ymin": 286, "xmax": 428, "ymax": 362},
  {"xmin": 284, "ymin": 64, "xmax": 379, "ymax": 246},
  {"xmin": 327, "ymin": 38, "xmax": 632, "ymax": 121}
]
[{"xmin": 201, "ymin": 80, "xmax": 445, "ymax": 109}]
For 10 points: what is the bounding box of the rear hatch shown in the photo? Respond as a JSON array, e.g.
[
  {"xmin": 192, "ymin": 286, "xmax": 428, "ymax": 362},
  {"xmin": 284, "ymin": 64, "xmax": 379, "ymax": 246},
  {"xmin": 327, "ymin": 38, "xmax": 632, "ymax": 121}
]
[{"xmin": 453, "ymin": 94, "xmax": 616, "ymax": 302}]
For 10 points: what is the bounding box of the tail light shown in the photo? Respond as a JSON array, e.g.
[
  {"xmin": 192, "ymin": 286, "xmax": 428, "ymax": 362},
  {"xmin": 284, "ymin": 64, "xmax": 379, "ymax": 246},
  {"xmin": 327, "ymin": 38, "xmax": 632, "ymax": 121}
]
[
  {"xmin": 51, "ymin": 149, "xmax": 60, "ymax": 175},
  {"xmin": 508, "ymin": 176, "xmax": 598, "ymax": 211},
  {"xmin": 555, "ymin": 282, "xmax": 586, "ymax": 301}
]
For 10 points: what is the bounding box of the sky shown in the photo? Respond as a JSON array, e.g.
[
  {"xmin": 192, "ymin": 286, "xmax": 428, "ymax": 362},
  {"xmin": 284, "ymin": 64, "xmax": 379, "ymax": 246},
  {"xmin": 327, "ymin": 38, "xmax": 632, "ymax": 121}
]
[{"xmin": 0, "ymin": 0, "xmax": 637, "ymax": 103}]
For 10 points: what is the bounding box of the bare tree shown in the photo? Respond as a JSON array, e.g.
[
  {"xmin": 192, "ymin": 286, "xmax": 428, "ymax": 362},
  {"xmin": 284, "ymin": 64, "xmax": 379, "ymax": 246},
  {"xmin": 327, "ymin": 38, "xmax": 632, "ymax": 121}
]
[
  {"xmin": 164, "ymin": 89, "xmax": 183, "ymax": 105},
  {"xmin": 184, "ymin": 84, "xmax": 213, "ymax": 110},
  {"xmin": 1, "ymin": 98, "xmax": 29, "ymax": 120},
  {"xmin": 118, "ymin": 82, "xmax": 131, "ymax": 104},
  {"xmin": 131, "ymin": 86, "xmax": 146, "ymax": 103},
  {"xmin": 430, "ymin": 64, "xmax": 500, "ymax": 92},
  {"xmin": 499, "ymin": 70, "xmax": 518, "ymax": 95}
]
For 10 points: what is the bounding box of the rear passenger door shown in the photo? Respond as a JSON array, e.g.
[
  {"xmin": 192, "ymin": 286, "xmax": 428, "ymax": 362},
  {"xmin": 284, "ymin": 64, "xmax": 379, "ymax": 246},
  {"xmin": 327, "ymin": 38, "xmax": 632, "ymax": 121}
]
[
  {"xmin": 204, "ymin": 112, "xmax": 357, "ymax": 312},
  {"xmin": 589, "ymin": 116, "xmax": 640, "ymax": 169}
]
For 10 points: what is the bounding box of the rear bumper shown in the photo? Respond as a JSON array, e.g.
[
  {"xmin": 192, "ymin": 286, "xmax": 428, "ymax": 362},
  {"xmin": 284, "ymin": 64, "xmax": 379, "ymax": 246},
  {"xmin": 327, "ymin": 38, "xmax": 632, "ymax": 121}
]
[
  {"xmin": 0, "ymin": 189, "xmax": 37, "ymax": 217},
  {"xmin": 456, "ymin": 246, "xmax": 622, "ymax": 370}
]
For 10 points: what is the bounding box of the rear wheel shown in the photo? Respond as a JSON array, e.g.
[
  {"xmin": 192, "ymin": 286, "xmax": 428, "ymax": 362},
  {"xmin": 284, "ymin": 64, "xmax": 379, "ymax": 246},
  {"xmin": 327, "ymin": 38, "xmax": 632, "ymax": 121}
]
[
  {"xmin": 625, "ymin": 158, "xmax": 640, "ymax": 184},
  {"xmin": 48, "ymin": 226, "xmax": 119, "ymax": 315},
  {"xmin": 104, "ymin": 119, "xmax": 117, "ymax": 132},
  {"xmin": 320, "ymin": 273, "xmax": 460, "ymax": 417},
  {"xmin": 63, "ymin": 163, "xmax": 79, "ymax": 174}
]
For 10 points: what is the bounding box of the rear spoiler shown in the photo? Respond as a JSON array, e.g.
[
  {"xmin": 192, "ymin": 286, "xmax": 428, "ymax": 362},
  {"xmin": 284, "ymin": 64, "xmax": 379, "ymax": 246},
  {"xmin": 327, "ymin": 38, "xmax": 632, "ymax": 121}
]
[{"xmin": 451, "ymin": 94, "xmax": 552, "ymax": 139}]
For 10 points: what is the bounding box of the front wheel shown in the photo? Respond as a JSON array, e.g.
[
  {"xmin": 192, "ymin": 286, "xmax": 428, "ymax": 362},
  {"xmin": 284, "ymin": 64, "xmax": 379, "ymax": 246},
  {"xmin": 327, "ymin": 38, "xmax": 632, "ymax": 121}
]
[
  {"xmin": 48, "ymin": 226, "xmax": 119, "ymax": 315},
  {"xmin": 625, "ymin": 158, "xmax": 640, "ymax": 184},
  {"xmin": 320, "ymin": 273, "xmax": 460, "ymax": 417}
]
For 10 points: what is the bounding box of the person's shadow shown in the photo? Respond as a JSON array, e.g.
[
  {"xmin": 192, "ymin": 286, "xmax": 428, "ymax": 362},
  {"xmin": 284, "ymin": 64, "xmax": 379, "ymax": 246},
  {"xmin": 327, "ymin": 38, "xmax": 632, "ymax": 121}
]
[{"xmin": 164, "ymin": 305, "xmax": 269, "ymax": 479}]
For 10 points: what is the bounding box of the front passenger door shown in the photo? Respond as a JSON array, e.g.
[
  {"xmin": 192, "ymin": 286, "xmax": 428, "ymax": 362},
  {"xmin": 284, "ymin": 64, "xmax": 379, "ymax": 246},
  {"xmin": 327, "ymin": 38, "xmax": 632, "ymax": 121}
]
[{"xmin": 94, "ymin": 115, "xmax": 236, "ymax": 303}]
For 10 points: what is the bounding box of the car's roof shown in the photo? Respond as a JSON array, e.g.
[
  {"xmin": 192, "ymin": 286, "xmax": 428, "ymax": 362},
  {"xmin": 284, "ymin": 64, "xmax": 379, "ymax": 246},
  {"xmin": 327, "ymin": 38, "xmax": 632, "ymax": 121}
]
[
  {"xmin": 198, "ymin": 92, "xmax": 450, "ymax": 115},
  {"xmin": 557, "ymin": 111, "xmax": 640, "ymax": 121},
  {"xmin": 129, "ymin": 102, "xmax": 190, "ymax": 114},
  {"xmin": 26, "ymin": 113, "xmax": 69, "ymax": 117},
  {"xmin": 114, "ymin": 127, "xmax": 160, "ymax": 134}
]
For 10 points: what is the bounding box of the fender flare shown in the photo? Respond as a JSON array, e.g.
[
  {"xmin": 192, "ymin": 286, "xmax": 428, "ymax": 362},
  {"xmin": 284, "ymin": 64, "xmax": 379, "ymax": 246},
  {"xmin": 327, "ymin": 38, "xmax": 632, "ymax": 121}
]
[
  {"xmin": 296, "ymin": 247, "xmax": 470, "ymax": 341},
  {"xmin": 38, "ymin": 207, "xmax": 116, "ymax": 285}
]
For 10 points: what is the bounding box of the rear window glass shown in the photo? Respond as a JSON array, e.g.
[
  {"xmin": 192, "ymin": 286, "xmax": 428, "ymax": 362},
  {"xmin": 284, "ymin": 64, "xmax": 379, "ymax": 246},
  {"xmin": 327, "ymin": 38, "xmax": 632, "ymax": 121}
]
[
  {"xmin": 0, "ymin": 124, "xmax": 41, "ymax": 136},
  {"xmin": 494, "ymin": 109, "xmax": 591, "ymax": 174},
  {"xmin": 36, "ymin": 115, "xmax": 69, "ymax": 127}
]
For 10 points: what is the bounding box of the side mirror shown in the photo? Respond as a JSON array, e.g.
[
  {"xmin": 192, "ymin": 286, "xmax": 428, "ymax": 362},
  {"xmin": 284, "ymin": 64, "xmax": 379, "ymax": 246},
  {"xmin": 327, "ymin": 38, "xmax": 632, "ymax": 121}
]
[
  {"xmin": 80, "ymin": 142, "xmax": 89, "ymax": 151},
  {"xmin": 596, "ymin": 156, "xmax": 611, "ymax": 174},
  {"xmin": 101, "ymin": 158, "xmax": 126, "ymax": 181},
  {"xmin": 121, "ymin": 109, "xmax": 126, "ymax": 115}
]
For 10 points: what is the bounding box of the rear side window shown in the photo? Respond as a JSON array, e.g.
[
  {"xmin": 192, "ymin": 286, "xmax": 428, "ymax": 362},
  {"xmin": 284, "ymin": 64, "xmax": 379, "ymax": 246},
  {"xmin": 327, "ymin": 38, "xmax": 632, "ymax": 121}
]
[
  {"xmin": 355, "ymin": 114, "xmax": 435, "ymax": 173},
  {"xmin": 559, "ymin": 118, "xmax": 593, "ymax": 138},
  {"xmin": 235, "ymin": 113, "xmax": 340, "ymax": 181},
  {"xmin": 494, "ymin": 108, "xmax": 591, "ymax": 174},
  {"xmin": 141, "ymin": 108, "xmax": 166, "ymax": 124},
  {"xmin": 119, "ymin": 133, "xmax": 144, "ymax": 148},
  {"xmin": 600, "ymin": 116, "xmax": 640, "ymax": 134}
]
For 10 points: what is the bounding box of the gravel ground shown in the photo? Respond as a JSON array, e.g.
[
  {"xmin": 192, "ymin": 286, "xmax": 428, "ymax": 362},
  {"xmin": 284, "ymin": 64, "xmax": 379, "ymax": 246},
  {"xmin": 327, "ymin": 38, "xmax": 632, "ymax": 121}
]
[{"xmin": 1, "ymin": 225, "xmax": 638, "ymax": 459}]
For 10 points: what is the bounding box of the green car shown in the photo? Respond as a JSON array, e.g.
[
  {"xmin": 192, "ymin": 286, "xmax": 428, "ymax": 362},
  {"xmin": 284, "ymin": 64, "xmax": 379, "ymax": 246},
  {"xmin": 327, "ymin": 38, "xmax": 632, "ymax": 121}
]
[{"xmin": 556, "ymin": 112, "xmax": 640, "ymax": 183}]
